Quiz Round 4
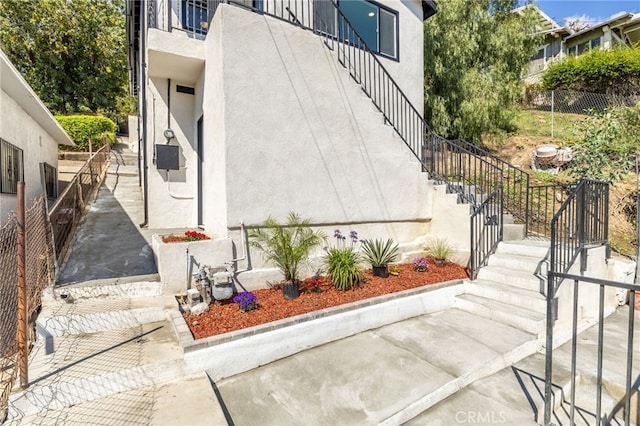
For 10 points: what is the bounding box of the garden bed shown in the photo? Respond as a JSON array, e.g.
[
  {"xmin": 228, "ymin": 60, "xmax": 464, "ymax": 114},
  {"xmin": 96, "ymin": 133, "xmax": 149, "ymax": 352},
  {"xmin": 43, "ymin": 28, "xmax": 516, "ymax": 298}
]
[{"xmin": 183, "ymin": 259, "xmax": 468, "ymax": 339}]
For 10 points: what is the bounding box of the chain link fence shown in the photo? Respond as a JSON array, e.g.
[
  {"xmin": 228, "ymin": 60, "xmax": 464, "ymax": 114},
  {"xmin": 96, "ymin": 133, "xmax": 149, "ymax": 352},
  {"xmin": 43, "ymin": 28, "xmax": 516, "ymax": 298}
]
[
  {"xmin": 1, "ymin": 139, "xmax": 111, "ymax": 421},
  {"xmin": 522, "ymin": 89, "xmax": 640, "ymax": 138}
]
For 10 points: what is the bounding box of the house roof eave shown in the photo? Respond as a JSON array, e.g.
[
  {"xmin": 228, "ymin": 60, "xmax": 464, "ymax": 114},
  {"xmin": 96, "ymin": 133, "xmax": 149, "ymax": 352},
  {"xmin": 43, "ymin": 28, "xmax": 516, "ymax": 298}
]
[{"xmin": 422, "ymin": 0, "xmax": 437, "ymax": 21}]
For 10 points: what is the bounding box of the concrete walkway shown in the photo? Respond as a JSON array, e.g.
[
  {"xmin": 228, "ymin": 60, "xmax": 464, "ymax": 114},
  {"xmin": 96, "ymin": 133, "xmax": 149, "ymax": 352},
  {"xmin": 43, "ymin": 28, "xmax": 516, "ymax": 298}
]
[
  {"xmin": 6, "ymin": 140, "xmax": 639, "ymax": 425},
  {"xmin": 57, "ymin": 141, "xmax": 157, "ymax": 285}
]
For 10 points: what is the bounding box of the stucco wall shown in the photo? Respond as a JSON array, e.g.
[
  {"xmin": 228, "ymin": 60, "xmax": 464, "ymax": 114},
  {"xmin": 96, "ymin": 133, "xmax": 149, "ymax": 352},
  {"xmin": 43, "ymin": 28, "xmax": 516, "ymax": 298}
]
[
  {"xmin": 211, "ymin": 5, "xmax": 431, "ymax": 231},
  {"xmin": 145, "ymin": 77, "xmax": 199, "ymax": 228},
  {"xmin": 0, "ymin": 89, "xmax": 59, "ymax": 222}
]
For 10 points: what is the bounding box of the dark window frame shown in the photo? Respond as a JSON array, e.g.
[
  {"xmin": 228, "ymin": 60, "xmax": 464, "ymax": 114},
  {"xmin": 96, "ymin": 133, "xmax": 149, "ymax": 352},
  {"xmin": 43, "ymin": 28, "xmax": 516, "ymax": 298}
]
[
  {"xmin": 182, "ymin": 0, "xmax": 209, "ymax": 34},
  {"xmin": 40, "ymin": 162, "xmax": 57, "ymax": 199},
  {"xmin": 1, "ymin": 139, "xmax": 24, "ymax": 195},
  {"xmin": 314, "ymin": 0, "xmax": 400, "ymax": 61}
]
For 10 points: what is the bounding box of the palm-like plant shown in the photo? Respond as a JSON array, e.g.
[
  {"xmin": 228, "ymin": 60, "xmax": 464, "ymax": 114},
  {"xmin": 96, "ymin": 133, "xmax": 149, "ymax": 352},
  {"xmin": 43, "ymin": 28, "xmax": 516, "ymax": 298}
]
[{"xmin": 249, "ymin": 212, "xmax": 325, "ymax": 283}]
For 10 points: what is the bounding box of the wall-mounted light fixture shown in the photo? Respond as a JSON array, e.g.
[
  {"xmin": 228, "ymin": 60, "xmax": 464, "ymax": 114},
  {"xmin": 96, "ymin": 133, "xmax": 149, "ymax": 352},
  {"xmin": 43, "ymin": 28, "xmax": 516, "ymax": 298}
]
[{"xmin": 163, "ymin": 128, "xmax": 175, "ymax": 141}]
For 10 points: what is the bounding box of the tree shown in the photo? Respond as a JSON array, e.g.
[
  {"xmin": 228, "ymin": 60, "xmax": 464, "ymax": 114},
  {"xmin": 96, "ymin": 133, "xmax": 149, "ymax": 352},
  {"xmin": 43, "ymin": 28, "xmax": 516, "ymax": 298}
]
[
  {"xmin": 423, "ymin": 0, "xmax": 540, "ymax": 142},
  {"xmin": 0, "ymin": 0, "xmax": 127, "ymax": 116}
]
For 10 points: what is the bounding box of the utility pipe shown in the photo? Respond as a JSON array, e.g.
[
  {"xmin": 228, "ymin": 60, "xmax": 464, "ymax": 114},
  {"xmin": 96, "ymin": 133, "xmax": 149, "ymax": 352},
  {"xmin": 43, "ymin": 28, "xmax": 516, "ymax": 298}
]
[{"xmin": 139, "ymin": 0, "xmax": 149, "ymax": 228}]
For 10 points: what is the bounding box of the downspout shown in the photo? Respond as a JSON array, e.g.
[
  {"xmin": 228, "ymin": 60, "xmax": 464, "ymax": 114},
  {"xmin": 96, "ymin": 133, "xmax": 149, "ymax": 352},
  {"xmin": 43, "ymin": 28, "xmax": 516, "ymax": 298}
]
[{"xmin": 139, "ymin": 0, "xmax": 149, "ymax": 228}]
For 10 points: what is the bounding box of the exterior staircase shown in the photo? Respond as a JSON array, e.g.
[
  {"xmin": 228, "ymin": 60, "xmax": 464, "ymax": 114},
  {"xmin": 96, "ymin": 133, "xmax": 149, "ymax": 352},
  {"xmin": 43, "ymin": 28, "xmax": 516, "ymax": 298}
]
[
  {"xmin": 6, "ymin": 279, "xmax": 194, "ymax": 424},
  {"xmin": 455, "ymin": 240, "xmax": 550, "ymax": 338}
]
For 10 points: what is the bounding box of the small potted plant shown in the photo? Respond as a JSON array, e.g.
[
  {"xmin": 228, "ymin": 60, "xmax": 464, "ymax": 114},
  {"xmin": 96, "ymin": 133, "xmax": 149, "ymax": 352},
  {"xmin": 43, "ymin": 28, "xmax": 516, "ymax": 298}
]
[
  {"xmin": 413, "ymin": 257, "xmax": 429, "ymax": 272},
  {"xmin": 425, "ymin": 237, "xmax": 453, "ymax": 267},
  {"xmin": 361, "ymin": 238, "xmax": 399, "ymax": 278},
  {"xmin": 249, "ymin": 212, "xmax": 324, "ymax": 299}
]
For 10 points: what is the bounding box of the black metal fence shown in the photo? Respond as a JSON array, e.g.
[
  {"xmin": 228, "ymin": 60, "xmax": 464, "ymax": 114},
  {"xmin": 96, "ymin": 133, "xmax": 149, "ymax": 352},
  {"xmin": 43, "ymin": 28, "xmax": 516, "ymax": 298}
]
[{"xmin": 544, "ymin": 179, "xmax": 612, "ymax": 425}]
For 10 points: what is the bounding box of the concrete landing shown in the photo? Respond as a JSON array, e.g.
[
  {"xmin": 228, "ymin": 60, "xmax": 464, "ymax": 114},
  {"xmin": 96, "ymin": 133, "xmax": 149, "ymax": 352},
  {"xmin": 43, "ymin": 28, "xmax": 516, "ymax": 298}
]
[{"xmin": 211, "ymin": 308, "xmax": 539, "ymax": 425}]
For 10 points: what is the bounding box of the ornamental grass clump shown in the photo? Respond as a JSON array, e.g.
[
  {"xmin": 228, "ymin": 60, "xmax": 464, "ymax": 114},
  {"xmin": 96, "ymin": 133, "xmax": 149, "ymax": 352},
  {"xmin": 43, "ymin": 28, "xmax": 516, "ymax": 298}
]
[
  {"xmin": 233, "ymin": 291, "xmax": 257, "ymax": 312},
  {"xmin": 324, "ymin": 230, "xmax": 365, "ymax": 290}
]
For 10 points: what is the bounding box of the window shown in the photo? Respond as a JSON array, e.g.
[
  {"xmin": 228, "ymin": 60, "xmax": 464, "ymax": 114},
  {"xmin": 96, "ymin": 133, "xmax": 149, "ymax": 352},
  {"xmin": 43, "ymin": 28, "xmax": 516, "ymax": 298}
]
[
  {"xmin": 591, "ymin": 37, "xmax": 601, "ymax": 49},
  {"xmin": 1, "ymin": 139, "xmax": 23, "ymax": 194},
  {"xmin": 314, "ymin": 0, "xmax": 399, "ymax": 60},
  {"xmin": 182, "ymin": 0, "xmax": 209, "ymax": 34},
  {"xmin": 40, "ymin": 162, "xmax": 57, "ymax": 199}
]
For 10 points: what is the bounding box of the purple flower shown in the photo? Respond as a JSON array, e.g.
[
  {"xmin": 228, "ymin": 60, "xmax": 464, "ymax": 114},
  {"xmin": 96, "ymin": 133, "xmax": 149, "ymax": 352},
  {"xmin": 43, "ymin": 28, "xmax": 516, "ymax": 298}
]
[
  {"xmin": 233, "ymin": 291, "xmax": 257, "ymax": 312},
  {"xmin": 334, "ymin": 229, "xmax": 342, "ymax": 239},
  {"xmin": 349, "ymin": 230, "xmax": 358, "ymax": 242},
  {"xmin": 413, "ymin": 257, "xmax": 429, "ymax": 272}
]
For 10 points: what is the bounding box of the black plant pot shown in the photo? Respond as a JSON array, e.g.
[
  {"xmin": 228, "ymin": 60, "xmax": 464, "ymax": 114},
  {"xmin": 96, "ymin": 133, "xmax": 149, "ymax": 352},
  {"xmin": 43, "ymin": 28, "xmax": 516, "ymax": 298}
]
[
  {"xmin": 372, "ymin": 265, "xmax": 389, "ymax": 278},
  {"xmin": 282, "ymin": 281, "xmax": 300, "ymax": 299}
]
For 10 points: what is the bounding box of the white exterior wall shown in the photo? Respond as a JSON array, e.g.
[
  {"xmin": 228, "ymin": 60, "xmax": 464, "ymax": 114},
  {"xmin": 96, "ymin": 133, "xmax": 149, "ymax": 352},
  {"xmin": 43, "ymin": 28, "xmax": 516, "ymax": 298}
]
[
  {"xmin": 145, "ymin": 77, "xmax": 199, "ymax": 228},
  {"xmin": 0, "ymin": 89, "xmax": 60, "ymax": 222},
  {"xmin": 210, "ymin": 5, "xmax": 431, "ymax": 230}
]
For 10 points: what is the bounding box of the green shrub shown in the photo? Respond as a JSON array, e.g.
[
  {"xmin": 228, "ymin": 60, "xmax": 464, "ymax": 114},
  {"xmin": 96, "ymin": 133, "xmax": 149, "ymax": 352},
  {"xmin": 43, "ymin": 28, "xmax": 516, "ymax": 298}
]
[
  {"xmin": 568, "ymin": 105, "xmax": 640, "ymax": 183},
  {"xmin": 55, "ymin": 115, "xmax": 117, "ymax": 152},
  {"xmin": 542, "ymin": 47, "xmax": 640, "ymax": 95}
]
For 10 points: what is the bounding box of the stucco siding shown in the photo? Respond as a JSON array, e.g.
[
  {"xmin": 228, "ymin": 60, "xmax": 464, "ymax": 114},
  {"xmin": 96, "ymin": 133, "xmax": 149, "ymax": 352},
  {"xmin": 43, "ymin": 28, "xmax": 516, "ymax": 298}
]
[
  {"xmin": 213, "ymin": 5, "xmax": 431, "ymax": 229},
  {"xmin": 145, "ymin": 77, "xmax": 199, "ymax": 228},
  {"xmin": 0, "ymin": 88, "xmax": 59, "ymax": 221}
]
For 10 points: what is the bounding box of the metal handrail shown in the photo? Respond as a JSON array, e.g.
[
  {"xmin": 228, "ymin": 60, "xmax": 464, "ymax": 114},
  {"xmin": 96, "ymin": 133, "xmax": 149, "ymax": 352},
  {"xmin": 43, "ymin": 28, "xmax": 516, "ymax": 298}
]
[{"xmin": 470, "ymin": 186, "xmax": 503, "ymax": 279}]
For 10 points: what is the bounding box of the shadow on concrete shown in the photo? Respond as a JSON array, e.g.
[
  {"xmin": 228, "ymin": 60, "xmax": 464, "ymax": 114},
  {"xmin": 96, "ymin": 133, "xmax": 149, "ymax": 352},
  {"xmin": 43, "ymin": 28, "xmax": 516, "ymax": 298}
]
[
  {"xmin": 207, "ymin": 374, "xmax": 235, "ymax": 426},
  {"xmin": 56, "ymin": 183, "xmax": 157, "ymax": 286}
]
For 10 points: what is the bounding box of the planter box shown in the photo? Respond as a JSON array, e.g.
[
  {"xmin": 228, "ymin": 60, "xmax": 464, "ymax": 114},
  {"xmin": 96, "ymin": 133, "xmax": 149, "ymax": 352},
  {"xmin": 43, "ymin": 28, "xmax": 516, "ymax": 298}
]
[
  {"xmin": 151, "ymin": 234, "xmax": 233, "ymax": 295},
  {"xmin": 173, "ymin": 280, "xmax": 465, "ymax": 380}
]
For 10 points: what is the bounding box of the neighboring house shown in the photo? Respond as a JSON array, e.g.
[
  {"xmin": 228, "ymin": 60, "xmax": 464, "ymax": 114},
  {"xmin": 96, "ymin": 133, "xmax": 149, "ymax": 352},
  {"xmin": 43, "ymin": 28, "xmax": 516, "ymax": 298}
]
[
  {"xmin": 0, "ymin": 50, "xmax": 74, "ymax": 222},
  {"xmin": 520, "ymin": 5, "xmax": 640, "ymax": 83},
  {"xmin": 126, "ymin": 0, "xmax": 439, "ymax": 289}
]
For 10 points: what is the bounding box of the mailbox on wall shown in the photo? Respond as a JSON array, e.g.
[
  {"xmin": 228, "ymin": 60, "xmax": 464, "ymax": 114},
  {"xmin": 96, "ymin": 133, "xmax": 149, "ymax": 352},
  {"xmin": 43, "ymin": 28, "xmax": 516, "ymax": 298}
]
[{"xmin": 155, "ymin": 144, "xmax": 179, "ymax": 170}]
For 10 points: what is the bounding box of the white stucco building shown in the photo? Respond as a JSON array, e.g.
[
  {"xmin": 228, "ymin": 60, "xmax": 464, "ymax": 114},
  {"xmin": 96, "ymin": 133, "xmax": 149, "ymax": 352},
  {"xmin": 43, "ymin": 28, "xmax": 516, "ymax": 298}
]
[
  {"xmin": 0, "ymin": 50, "xmax": 74, "ymax": 222},
  {"xmin": 127, "ymin": 0, "xmax": 448, "ymax": 290}
]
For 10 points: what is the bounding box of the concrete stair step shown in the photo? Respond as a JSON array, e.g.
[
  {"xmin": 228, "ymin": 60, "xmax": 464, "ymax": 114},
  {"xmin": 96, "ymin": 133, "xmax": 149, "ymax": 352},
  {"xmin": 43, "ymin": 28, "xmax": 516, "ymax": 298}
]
[
  {"xmin": 464, "ymin": 280, "xmax": 547, "ymax": 314},
  {"xmin": 9, "ymin": 372, "xmax": 225, "ymax": 426},
  {"xmin": 51, "ymin": 274, "xmax": 161, "ymax": 300},
  {"xmin": 503, "ymin": 223, "xmax": 526, "ymax": 241},
  {"xmin": 477, "ymin": 266, "xmax": 544, "ymax": 292},
  {"xmin": 496, "ymin": 240, "xmax": 550, "ymax": 259},
  {"xmin": 454, "ymin": 293, "xmax": 545, "ymax": 336},
  {"xmin": 7, "ymin": 321, "xmax": 187, "ymax": 421},
  {"xmin": 38, "ymin": 294, "xmax": 175, "ymax": 337},
  {"xmin": 487, "ymin": 252, "xmax": 546, "ymax": 272}
]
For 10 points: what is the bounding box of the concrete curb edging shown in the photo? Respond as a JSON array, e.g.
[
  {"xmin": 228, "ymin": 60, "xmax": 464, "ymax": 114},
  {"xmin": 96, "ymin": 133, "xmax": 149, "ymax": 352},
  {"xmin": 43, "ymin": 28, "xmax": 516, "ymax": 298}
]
[{"xmin": 169, "ymin": 280, "xmax": 465, "ymax": 380}]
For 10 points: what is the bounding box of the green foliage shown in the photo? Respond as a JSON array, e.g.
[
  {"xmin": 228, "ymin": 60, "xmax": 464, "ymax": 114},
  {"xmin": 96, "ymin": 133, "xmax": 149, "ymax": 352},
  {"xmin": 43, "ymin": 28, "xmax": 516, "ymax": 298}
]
[
  {"xmin": 248, "ymin": 213, "xmax": 325, "ymax": 283},
  {"xmin": 324, "ymin": 230, "xmax": 364, "ymax": 290},
  {"xmin": 424, "ymin": 0, "xmax": 541, "ymax": 143},
  {"xmin": 55, "ymin": 115, "xmax": 116, "ymax": 152},
  {"xmin": 0, "ymin": 0, "xmax": 127, "ymax": 116},
  {"xmin": 361, "ymin": 238, "xmax": 399, "ymax": 267},
  {"xmin": 513, "ymin": 109, "xmax": 587, "ymax": 141},
  {"xmin": 542, "ymin": 47, "xmax": 640, "ymax": 96},
  {"xmin": 568, "ymin": 106, "xmax": 640, "ymax": 183},
  {"xmin": 425, "ymin": 237, "xmax": 454, "ymax": 260}
]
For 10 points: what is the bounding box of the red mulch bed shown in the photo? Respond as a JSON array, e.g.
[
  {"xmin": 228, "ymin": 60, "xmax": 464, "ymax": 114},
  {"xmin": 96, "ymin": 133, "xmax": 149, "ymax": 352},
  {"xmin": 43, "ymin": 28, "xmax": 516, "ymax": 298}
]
[{"xmin": 183, "ymin": 259, "xmax": 469, "ymax": 340}]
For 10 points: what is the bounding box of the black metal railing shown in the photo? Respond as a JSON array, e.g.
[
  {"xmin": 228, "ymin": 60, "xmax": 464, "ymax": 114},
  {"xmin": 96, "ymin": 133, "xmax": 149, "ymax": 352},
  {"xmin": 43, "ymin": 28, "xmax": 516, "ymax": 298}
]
[
  {"xmin": 543, "ymin": 179, "xmax": 610, "ymax": 425},
  {"xmin": 526, "ymin": 183, "xmax": 573, "ymax": 238},
  {"xmin": 549, "ymin": 179, "xmax": 608, "ymax": 279},
  {"xmin": 470, "ymin": 186, "xmax": 503, "ymax": 278},
  {"xmin": 424, "ymin": 132, "xmax": 502, "ymax": 205}
]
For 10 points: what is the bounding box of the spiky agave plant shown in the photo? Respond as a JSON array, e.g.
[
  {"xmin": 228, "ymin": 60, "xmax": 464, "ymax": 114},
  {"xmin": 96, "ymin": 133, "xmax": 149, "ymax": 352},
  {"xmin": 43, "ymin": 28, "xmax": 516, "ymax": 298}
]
[{"xmin": 248, "ymin": 212, "xmax": 325, "ymax": 283}]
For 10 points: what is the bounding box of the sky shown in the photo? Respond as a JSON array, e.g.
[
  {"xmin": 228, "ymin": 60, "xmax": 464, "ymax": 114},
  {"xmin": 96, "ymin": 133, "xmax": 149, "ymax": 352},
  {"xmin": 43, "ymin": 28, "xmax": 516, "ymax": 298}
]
[{"xmin": 531, "ymin": 1, "xmax": 640, "ymax": 27}]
